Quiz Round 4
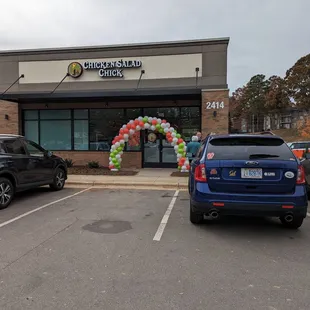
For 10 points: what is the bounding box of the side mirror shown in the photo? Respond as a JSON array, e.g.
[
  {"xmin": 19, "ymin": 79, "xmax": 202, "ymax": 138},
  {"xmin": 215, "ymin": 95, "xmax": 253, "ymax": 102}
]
[{"xmin": 45, "ymin": 151, "xmax": 53, "ymax": 157}]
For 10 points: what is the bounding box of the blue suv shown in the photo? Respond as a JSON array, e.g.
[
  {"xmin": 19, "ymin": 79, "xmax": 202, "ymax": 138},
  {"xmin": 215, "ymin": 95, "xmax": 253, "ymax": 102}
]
[{"xmin": 188, "ymin": 134, "xmax": 308, "ymax": 229}]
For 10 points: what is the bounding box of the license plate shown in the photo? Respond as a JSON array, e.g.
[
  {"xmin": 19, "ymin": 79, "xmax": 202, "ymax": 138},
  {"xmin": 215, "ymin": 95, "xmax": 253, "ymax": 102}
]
[{"xmin": 241, "ymin": 168, "xmax": 262, "ymax": 179}]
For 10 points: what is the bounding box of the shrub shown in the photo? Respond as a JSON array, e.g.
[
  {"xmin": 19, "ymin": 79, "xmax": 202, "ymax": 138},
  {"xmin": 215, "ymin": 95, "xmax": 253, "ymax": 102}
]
[
  {"xmin": 87, "ymin": 161, "xmax": 100, "ymax": 169},
  {"xmin": 64, "ymin": 158, "xmax": 74, "ymax": 168}
]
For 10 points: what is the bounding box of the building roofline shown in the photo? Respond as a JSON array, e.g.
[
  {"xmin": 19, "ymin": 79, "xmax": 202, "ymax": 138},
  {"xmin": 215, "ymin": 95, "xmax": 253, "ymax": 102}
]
[{"xmin": 0, "ymin": 37, "xmax": 230, "ymax": 56}]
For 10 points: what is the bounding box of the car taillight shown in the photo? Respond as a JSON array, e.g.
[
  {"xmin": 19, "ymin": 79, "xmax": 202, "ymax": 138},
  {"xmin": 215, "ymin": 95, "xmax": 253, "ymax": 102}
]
[
  {"xmin": 195, "ymin": 164, "xmax": 207, "ymax": 182},
  {"xmin": 296, "ymin": 165, "xmax": 305, "ymax": 184}
]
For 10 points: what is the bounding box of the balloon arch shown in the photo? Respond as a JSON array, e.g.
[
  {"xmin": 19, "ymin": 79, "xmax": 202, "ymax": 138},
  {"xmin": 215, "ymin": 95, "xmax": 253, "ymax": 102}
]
[{"xmin": 109, "ymin": 116, "xmax": 190, "ymax": 172}]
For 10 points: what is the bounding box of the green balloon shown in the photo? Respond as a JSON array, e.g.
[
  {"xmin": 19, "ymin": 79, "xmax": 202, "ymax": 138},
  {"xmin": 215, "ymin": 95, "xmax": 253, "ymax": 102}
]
[
  {"xmin": 178, "ymin": 149, "xmax": 183, "ymax": 154},
  {"xmin": 117, "ymin": 146, "xmax": 123, "ymax": 152},
  {"xmin": 159, "ymin": 128, "xmax": 164, "ymax": 133},
  {"xmin": 176, "ymin": 133, "xmax": 181, "ymax": 138},
  {"xmin": 112, "ymin": 158, "xmax": 117, "ymax": 163},
  {"xmin": 178, "ymin": 143, "xmax": 184, "ymax": 148},
  {"xmin": 178, "ymin": 166, "xmax": 181, "ymax": 170},
  {"xmin": 111, "ymin": 153, "xmax": 115, "ymax": 158},
  {"xmin": 143, "ymin": 117, "xmax": 148, "ymax": 123},
  {"xmin": 155, "ymin": 124, "xmax": 161, "ymax": 130}
]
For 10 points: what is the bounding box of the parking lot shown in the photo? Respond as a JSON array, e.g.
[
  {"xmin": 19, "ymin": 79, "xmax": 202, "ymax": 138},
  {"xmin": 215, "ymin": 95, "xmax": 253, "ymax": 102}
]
[{"xmin": 0, "ymin": 187, "xmax": 310, "ymax": 310}]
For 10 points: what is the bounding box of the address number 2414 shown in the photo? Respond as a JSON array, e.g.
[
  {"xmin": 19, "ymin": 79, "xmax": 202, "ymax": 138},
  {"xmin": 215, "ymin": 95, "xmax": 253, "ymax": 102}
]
[{"xmin": 206, "ymin": 101, "xmax": 225, "ymax": 109}]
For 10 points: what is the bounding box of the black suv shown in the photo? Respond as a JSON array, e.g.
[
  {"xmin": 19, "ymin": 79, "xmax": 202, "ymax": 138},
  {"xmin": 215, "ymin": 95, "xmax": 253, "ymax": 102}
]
[{"xmin": 0, "ymin": 135, "xmax": 67, "ymax": 209}]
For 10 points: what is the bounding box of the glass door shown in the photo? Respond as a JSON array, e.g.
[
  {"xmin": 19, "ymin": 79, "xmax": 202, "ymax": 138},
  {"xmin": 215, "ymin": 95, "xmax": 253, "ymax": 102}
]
[{"xmin": 143, "ymin": 130, "xmax": 177, "ymax": 168}]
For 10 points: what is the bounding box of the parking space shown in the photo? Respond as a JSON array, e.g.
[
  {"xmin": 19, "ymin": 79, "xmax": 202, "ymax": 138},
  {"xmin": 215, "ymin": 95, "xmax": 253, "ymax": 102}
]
[{"xmin": 0, "ymin": 188, "xmax": 310, "ymax": 309}]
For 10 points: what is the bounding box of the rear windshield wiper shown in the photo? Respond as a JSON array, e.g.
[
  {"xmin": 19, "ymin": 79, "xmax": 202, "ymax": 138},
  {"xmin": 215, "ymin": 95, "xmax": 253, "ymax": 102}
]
[{"xmin": 249, "ymin": 154, "xmax": 280, "ymax": 159}]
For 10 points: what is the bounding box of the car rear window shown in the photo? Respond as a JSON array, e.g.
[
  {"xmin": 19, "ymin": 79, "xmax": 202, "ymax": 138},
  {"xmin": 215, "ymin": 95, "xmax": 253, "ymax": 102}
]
[
  {"xmin": 207, "ymin": 137, "xmax": 295, "ymax": 160},
  {"xmin": 291, "ymin": 142, "xmax": 310, "ymax": 149}
]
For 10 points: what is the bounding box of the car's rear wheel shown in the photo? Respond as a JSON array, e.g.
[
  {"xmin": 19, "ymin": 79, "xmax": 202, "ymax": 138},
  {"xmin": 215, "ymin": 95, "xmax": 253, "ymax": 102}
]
[
  {"xmin": 190, "ymin": 204, "xmax": 203, "ymax": 224},
  {"xmin": 280, "ymin": 215, "xmax": 304, "ymax": 229},
  {"xmin": 49, "ymin": 168, "xmax": 66, "ymax": 191},
  {"xmin": 0, "ymin": 178, "xmax": 14, "ymax": 210}
]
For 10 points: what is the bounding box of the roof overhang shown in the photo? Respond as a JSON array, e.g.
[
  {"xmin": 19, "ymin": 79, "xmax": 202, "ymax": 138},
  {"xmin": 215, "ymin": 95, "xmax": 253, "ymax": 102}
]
[{"xmin": 0, "ymin": 87, "xmax": 202, "ymax": 103}]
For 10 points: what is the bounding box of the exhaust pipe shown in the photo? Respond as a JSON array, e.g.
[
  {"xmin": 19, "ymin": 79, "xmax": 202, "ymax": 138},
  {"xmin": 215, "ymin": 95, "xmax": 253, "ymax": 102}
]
[
  {"xmin": 209, "ymin": 210, "xmax": 219, "ymax": 219},
  {"xmin": 284, "ymin": 213, "xmax": 294, "ymax": 223}
]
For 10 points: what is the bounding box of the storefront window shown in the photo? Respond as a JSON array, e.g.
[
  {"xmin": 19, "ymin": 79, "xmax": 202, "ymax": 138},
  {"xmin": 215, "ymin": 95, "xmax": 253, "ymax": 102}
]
[
  {"xmin": 40, "ymin": 120, "xmax": 71, "ymax": 150},
  {"xmin": 89, "ymin": 109, "xmax": 125, "ymax": 151},
  {"xmin": 74, "ymin": 120, "xmax": 89, "ymax": 150},
  {"xmin": 24, "ymin": 121, "xmax": 39, "ymax": 144}
]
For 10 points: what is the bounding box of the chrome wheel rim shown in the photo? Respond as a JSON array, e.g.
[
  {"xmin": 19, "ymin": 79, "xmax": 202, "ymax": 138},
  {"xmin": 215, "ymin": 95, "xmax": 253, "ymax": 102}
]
[
  {"xmin": 0, "ymin": 183, "xmax": 11, "ymax": 205},
  {"xmin": 56, "ymin": 171, "xmax": 65, "ymax": 187}
]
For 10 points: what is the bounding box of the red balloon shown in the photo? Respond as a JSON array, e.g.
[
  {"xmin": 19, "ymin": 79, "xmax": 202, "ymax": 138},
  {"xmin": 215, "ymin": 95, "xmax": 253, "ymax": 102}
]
[
  {"xmin": 178, "ymin": 138, "xmax": 184, "ymax": 144},
  {"xmin": 180, "ymin": 158, "xmax": 186, "ymax": 165},
  {"xmin": 119, "ymin": 135, "xmax": 124, "ymax": 140},
  {"xmin": 112, "ymin": 140, "xmax": 116, "ymax": 145},
  {"xmin": 152, "ymin": 120, "xmax": 157, "ymax": 125},
  {"xmin": 126, "ymin": 123, "xmax": 131, "ymax": 129},
  {"xmin": 119, "ymin": 129, "xmax": 124, "ymax": 134},
  {"xmin": 123, "ymin": 128, "xmax": 129, "ymax": 134},
  {"xmin": 134, "ymin": 119, "xmax": 139, "ymax": 125},
  {"xmin": 139, "ymin": 121, "xmax": 144, "ymax": 127},
  {"xmin": 168, "ymin": 138, "xmax": 173, "ymax": 143},
  {"xmin": 109, "ymin": 165, "xmax": 114, "ymax": 169},
  {"xmin": 162, "ymin": 119, "xmax": 167, "ymax": 123},
  {"xmin": 131, "ymin": 124, "xmax": 136, "ymax": 130},
  {"xmin": 186, "ymin": 165, "xmax": 190, "ymax": 170}
]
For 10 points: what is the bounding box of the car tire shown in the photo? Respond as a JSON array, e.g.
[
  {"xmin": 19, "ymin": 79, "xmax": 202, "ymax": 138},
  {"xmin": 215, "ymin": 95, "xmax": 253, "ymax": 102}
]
[
  {"xmin": 0, "ymin": 177, "xmax": 14, "ymax": 210},
  {"xmin": 280, "ymin": 215, "xmax": 304, "ymax": 229},
  {"xmin": 190, "ymin": 204, "xmax": 203, "ymax": 224},
  {"xmin": 49, "ymin": 168, "xmax": 66, "ymax": 191}
]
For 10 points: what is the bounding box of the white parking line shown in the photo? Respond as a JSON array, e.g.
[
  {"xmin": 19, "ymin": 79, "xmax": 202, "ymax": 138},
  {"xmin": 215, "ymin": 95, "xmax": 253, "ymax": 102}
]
[
  {"xmin": 0, "ymin": 187, "xmax": 92, "ymax": 229},
  {"xmin": 153, "ymin": 190, "xmax": 179, "ymax": 242}
]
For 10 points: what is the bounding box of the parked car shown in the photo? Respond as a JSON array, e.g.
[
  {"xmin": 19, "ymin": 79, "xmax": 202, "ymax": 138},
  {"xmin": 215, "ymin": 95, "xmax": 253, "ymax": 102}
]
[
  {"xmin": 188, "ymin": 134, "xmax": 308, "ymax": 229},
  {"xmin": 300, "ymin": 153, "xmax": 310, "ymax": 195},
  {"xmin": 290, "ymin": 141, "xmax": 310, "ymax": 159},
  {"xmin": 0, "ymin": 135, "xmax": 67, "ymax": 210}
]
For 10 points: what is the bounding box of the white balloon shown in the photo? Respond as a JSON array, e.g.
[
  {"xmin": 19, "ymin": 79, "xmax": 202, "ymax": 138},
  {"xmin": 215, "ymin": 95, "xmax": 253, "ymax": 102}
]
[
  {"xmin": 136, "ymin": 125, "xmax": 141, "ymax": 131},
  {"xmin": 153, "ymin": 117, "xmax": 157, "ymax": 121},
  {"xmin": 122, "ymin": 125, "xmax": 127, "ymax": 129},
  {"xmin": 120, "ymin": 151, "xmax": 124, "ymax": 155},
  {"xmin": 138, "ymin": 116, "xmax": 143, "ymax": 121},
  {"xmin": 177, "ymin": 153, "xmax": 182, "ymax": 158},
  {"xmin": 119, "ymin": 158, "xmax": 122, "ymax": 163},
  {"xmin": 173, "ymin": 137, "xmax": 178, "ymax": 143},
  {"xmin": 120, "ymin": 139, "xmax": 125, "ymax": 145},
  {"xmin": 129, "ymin": 120, "xmax": 134, "ymax": 124},
  {"xmin": 111, "ymin": 145, "xmax": 116, "ymax": 150},
  {"xmin": 150, "ymin": 125, "xmax": 156, "ymax": 131},
  {"xmin": 166, "ymin": 123, "xmax": 170, "ymax": 128},
  {"xmin": 129, "ymin": 129, "xmax": 135, "ymax": 135},
  {"xmin": 172, "ymin": 132, "xmax": 176, "ymax": 137},
  {"xmin": 171, "ymin": 142, "xmax": 176, "ymax": 146},
  {"xmin": 116, "ymin": 154, "xmax": 121, "ymax": 159},
  {"xmin": 148, "ymin": 117, "xmax": 153, "ymax": 123},
  {"xmin": 170, "ymin": 127, "xmax": 175, "ymax": 132},
  {"xmin": 157, "ymin": 118, "xmax": 161, "ymax": 124},
  {"xmin": 144, "ymin": 123, "xmax": 150, "ymax": 129},
  {"xmin": 164, "ymin": 128, "xmax": 169, "ymax": 133},
  {"xmin": 115, "ymin": 142, "xmax": 120, "ymax": 148},
  {"xmin": 174, "ymin": 145, "xmax": 179, "ymax": 151},
  {"xmin": 160, "ymin": 123, "xmax": 165, "ymax": 128},
  {"xmin": 183, "ymin": 146, "xmax": 187, "ymax": 151},
  {"xmin": 109, "ymin": 161, "xmax": 113, "ymax": 165},
  {"xmin": 182, "ymin": 165, "xmax": 186, "ymax": 170},
  {"xmin": 123, "ymin": 134, "xmax": 129, "ymax": 140},
  {"xmin": 109, "ymin": 157, "xmax": 112, "ymax": 161}
]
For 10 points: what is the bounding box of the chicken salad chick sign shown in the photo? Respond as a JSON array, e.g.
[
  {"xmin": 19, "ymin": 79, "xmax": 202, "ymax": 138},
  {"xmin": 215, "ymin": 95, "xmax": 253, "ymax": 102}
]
[{"xmin": 68, "ymin": 59, "xmax": 142, "ymax": 79}]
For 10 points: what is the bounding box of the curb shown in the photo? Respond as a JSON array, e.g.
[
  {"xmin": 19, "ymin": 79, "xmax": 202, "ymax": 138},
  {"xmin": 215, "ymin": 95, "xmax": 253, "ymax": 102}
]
[{"xmin": 66, "ymin": 181, "xmax": 187, "ymax": 190}]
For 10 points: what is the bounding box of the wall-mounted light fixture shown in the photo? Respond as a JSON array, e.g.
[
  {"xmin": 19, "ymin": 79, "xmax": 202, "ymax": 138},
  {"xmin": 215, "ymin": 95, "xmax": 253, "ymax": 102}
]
[
  {"xmin": 195, "ymin": 67, "xmax": 200, "ymax": 88},
  {"xmin": 4, "ymin": 114, "xmax": 9, "ymax": 120}
]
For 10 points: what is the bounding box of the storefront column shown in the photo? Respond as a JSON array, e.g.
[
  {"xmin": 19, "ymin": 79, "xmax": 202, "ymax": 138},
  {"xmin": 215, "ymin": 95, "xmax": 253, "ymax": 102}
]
[
  {"xmin": 0, "ymin": 100, "xmax": 19, "ymax": 135},
  {"xmin": 201, "ymin": 89, "xmax": 229, "ymax": 137}
]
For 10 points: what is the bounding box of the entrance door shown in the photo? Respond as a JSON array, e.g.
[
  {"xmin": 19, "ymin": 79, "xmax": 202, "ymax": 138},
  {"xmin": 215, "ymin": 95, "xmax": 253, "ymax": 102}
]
[{"xmin": 143, "ymin": 130, "xmax": 177, "ymax": 168}]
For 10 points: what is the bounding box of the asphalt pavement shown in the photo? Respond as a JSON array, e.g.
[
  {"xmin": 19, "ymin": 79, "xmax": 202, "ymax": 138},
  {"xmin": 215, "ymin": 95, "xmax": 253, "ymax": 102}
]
[{"xmin": 0, "ymin": 187, "xmax": 309, "ymax": 310}]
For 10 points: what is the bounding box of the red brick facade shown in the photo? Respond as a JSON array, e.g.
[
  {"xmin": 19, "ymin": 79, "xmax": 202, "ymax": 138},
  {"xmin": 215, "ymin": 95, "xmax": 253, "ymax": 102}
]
[
  {"xmin": 201, "ymin": 89, "xmax": 229, "ymax": 138},
  {"xmin": 0, "ymin": 100, "xmax": 19, "ymax": 135}
]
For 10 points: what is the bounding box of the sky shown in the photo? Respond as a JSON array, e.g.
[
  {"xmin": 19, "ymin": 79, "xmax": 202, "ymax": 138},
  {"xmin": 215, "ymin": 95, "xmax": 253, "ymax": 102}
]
[{"xmin": 0, "ymin": 0, "xmax": 309, "ymax": 91}]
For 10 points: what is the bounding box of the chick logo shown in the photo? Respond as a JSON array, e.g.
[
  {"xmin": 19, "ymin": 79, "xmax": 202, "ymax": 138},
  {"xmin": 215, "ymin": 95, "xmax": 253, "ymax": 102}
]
[{"xmin": 68, "ymin": 62, "xmax": 83, "ymax": 78}]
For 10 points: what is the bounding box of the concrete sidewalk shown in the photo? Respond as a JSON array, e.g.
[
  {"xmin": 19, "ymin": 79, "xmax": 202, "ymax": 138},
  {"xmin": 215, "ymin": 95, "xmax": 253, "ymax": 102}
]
[{"xmin": 66, "ymin": 168, "xmax": 188, "ymax": 189}]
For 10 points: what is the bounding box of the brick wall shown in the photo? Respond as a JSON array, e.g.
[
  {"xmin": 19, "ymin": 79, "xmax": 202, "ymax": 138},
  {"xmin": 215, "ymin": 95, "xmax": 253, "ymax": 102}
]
[
  {"xmin": 0, "ymin": 100, "xmax": 19, "ymax": 134},
  {"xmin": 201, "ymin": 89, "xmax": 229, "ymax": 137},
  {"xmin": 54, "ymin": 151, "xmax": 142, "ymax": 169}
]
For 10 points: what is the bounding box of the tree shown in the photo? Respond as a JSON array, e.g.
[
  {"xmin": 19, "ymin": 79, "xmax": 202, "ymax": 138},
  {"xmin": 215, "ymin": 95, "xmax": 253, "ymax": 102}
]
[
  {"xmin": 265, "ymin": 75, "xmax": 290, "ymax": 112},
  {"xmin": 285, "ymin": 53, "xmax": 310, "ymax": 108},
  {"xmin": 298, "ymin": 117, "xmax": 310, "ymax": 140}
]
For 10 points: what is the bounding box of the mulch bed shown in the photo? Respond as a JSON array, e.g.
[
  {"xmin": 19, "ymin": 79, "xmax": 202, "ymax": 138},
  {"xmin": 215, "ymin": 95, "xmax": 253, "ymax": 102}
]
[
  {"xmin": 68, "ymin": 166, "xmax": 138, "ymax": 176},
  {"xmin": 170, "ymin": 171, "xmax": 189, "ymax": 177}
]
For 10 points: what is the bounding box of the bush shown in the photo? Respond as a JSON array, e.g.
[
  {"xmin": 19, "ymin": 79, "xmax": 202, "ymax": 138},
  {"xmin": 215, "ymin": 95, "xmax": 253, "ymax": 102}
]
[
  {"xmin": 64, "ymin": 158, "xmax": 74, "ymax": 168},
  {"xmin": 87, "ymin": 161, "xmax": 100, "ymax": 169}
]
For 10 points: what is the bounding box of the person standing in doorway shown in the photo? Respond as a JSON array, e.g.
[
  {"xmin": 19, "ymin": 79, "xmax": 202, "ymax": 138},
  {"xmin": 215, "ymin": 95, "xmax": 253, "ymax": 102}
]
[
  {"xmin": 196, "ymin": 131, "xmax": 202, "ymax": 142},
  {"xmin": 187, "ymin": 135, "xmax": 201, "ymax": 162}
]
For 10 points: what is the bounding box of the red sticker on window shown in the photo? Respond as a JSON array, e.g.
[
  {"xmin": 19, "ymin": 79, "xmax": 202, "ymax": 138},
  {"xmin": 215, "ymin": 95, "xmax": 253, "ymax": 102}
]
[{"xmin": 207, "ymin": 152, "xmax": 214, "ymax": 160}]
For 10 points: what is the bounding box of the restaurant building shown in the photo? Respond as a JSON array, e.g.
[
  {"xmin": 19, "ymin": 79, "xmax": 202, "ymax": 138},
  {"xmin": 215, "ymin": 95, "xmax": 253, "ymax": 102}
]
[{"xmin": 0, "ymin": 37, "xmax": 229, "ymax": 168}]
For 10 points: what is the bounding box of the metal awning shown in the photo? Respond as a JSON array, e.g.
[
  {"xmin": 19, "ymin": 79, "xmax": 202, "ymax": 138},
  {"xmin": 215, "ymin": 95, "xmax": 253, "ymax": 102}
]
[{"xmin": 0, "ymin": 88, "xmax": 202, "ymax": 103}]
